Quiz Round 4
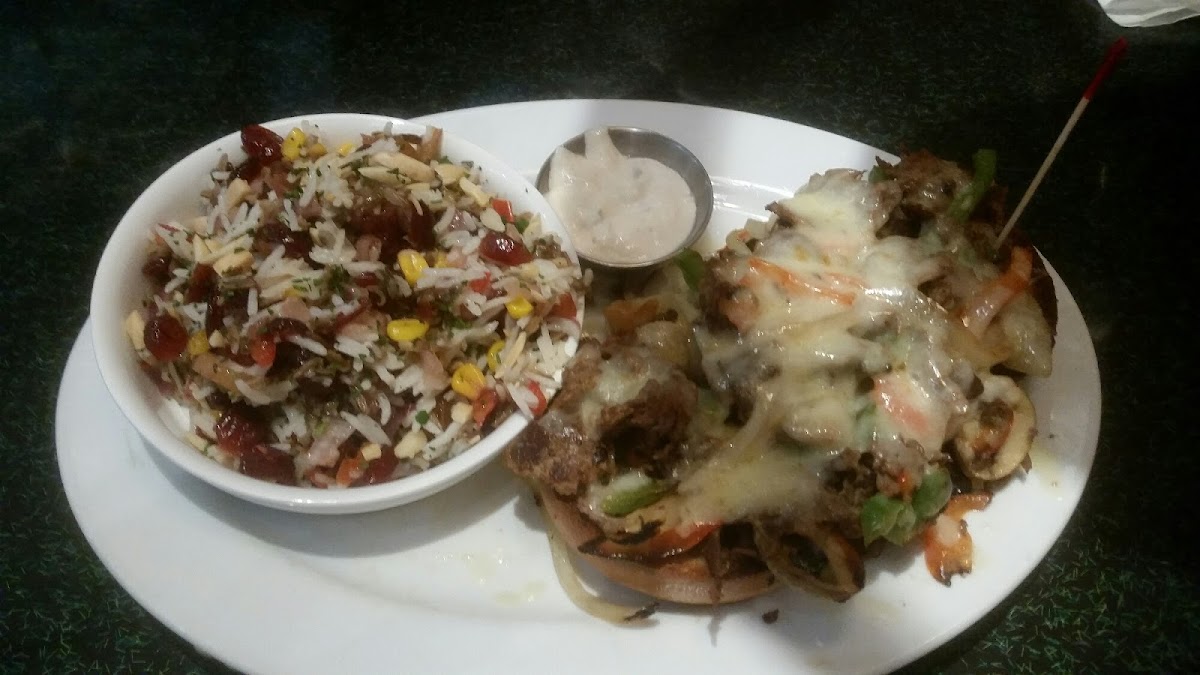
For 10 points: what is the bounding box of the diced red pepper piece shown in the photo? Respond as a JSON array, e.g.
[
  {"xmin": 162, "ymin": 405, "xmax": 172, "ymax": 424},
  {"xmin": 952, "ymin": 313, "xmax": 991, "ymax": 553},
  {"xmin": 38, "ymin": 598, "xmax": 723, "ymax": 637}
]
[
  {"xmin": 549, "ymin": 292, "xmax": 577, "ymax": 320},
  {"xmin": 249, "ymin": 336, "xmax": 276, "ymax": 368},
  {"xmin": 582, "ymin": 522, "xmax": 721, "ymax": 562},
  {"xmin": 472, "ymin": 388, "xmax": 499, "ymax": 426},
  {"xmin": 490, "ymin": 198, "xmax": 514, "ymax": 223},
  {"xmin": 526, "ymin": 381, "xmax": 548, "ymax": 417},
  {"xmin": 468, "ymin": 273, "xmax": 492, "ymax": 295}
]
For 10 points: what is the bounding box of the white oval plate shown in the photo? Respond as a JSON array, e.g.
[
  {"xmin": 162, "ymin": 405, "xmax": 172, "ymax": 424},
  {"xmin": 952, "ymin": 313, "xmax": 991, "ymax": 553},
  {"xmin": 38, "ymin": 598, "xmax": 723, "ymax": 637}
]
[{"xmin": 57, "ymin": 100, "xmax": 1101, "ymax": 675}]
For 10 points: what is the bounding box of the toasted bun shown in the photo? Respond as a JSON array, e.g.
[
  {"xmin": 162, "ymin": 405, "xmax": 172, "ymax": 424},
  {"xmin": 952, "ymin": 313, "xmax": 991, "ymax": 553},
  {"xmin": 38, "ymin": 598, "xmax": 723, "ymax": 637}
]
[{"xmin": 536, "ymin": 485, "xmax": 775, "ymax": 605}]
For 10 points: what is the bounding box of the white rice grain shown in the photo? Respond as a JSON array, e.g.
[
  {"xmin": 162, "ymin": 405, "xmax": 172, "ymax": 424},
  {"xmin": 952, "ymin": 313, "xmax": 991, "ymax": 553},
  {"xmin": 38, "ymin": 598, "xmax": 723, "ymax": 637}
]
[
  {"xmin": 340, "ymin": 412, "xmax": 390, "ymax": 446},
  {"xmin": 285, "ymin": 334, "xmax": 328, "ymax": 356}
]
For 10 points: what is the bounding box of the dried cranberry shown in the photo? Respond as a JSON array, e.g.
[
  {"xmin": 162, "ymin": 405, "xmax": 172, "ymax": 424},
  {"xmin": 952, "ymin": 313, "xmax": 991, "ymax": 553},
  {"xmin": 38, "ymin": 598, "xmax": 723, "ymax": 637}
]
[
  {"xmin": 144, "ymin": 315, "xmax": 188, "ymax": 361},
  {"xmin": 241, "ymin": 124, "xmax": 283, "ymax": 164},
  {"xmin": 406, "ymin": 207, "xmax": 435, "ymax": 251},
  {"xmin": 232, "ymin": 156, "xmax": 263, "ymax": 181},
  {"xmin": 353, "ymin": 451, "xmax": 399, "ymax": 486},
  {"xmin": 354, "ymin": 272, "xmax": 379, "ymax": 287},
  {"xmin": 238, "ymin": 443, "xmax": 297, "ymax": 485},
  {"xmin": 259, "ymin": 318, "xmax": 307, "ymax": 341},
  {"xmin": 250, "ymin": 318, "xmax": 309, "ymax": 370},
  {"xmin": 480, "ymin": 231, "xmax": 533, "ymax": 265},
  {"xmin": 142, "ymin": 254, "xmax": 174, "ymax": 284},
  {"xmin": 254, "ymin": 220, "xmax": 312, "ymax": 260},
  {"xmin": 214, "ymin": 404, "xmax": 268, "ymax": 456},
  {"xmin": 330, "ymin": 305, "xmax": 367, "ymax": 334},
  {"xmin": 184, "ymin": 263, "xmax": 217, "ymax": 303},
  {"xmin": 206, "ymin": 288, "xmax": 249, "ymax": 334},
  {"xmin": 268, "ymin": 341, "xmax": 304, "ymax": 377},
  {"xmin": 347, "ymin": 194, "xmax": 435, "ymax": 259}
]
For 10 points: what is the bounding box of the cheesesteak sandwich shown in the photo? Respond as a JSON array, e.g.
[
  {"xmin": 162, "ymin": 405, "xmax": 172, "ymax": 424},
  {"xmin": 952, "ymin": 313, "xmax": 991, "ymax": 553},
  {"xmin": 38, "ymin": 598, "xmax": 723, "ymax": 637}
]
[{"xmin": 505, "ymin": 150, "xmax": 1057, "ymax": 620}]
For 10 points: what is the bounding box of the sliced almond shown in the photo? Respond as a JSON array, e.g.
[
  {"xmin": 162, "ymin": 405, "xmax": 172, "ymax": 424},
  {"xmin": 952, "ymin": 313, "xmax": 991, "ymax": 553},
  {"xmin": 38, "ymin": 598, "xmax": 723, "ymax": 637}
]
[
  {"xmin": 370, "ymin": 152, "xmax": 436, "ymax": 182},
  {"xmin": 124, "ymin": 311, "xmax": 146, "ymax": 350},
  {"xmin": 457, "ymin": 177, "xmax": 490, "ymax": 207},
  {"xmin": 433, "ymin": 162, "xmax": 467, "ymax": 184},
  {"xmin": 213, "ymin": 250, "xmax": 253, "ymax": 276},
  {"xmin": 356, "ymin": 166, "xmax": 406, "ymax": 186}
]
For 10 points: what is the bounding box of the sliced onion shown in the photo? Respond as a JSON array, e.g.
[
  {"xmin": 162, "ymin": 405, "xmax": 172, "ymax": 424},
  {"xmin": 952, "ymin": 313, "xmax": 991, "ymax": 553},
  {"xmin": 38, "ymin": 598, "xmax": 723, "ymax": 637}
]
[{"xmin": 543, "ymin": 506, "xmax": 657, "ymax": 624}]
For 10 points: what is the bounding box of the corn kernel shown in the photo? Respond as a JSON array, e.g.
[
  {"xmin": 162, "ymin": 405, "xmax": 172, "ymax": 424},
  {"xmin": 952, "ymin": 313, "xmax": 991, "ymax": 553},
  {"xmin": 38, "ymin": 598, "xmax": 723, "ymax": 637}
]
[
  {"xmin": 506, "ymin": 296, "xmax": 534, "ymax": 319},
  {"xmin": 386, "ymin": 318, "xmax": 429, "ymax": 342},
  {"xmin": 450, "ymin": 363, "xmax": 486, "ymax": 400},
  {"xmin": 307, "ymin": 142, "xmax": 326, "ymax": 159},
  {"xmin": 487, "ymin": 340, "xmax": 506, "ymax": 372},
  {"xmin": 282, "ymin": 128, "xmax": 306, "ymax": 161},
  {"xmin": 397, "ymin": 249, "xmax": 428, "ymax": 285},
  {"xmin": 187, "ymin": 331, "xmax": 210, "ymax": 356},
  {"xmin": 337, "ymin": 141, "xmax": 357, "ymax": 156},
  {"xmin": 433, "ymin": 251, "xmax": 449, "ymax": 268}
]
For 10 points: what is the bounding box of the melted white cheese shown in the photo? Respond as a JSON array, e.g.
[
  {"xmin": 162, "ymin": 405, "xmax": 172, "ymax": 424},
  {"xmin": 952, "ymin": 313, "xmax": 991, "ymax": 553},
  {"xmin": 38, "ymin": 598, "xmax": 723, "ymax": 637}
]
[{"xmin": 707, "ymin": 169, "xmax": 978, "ymax": 487}]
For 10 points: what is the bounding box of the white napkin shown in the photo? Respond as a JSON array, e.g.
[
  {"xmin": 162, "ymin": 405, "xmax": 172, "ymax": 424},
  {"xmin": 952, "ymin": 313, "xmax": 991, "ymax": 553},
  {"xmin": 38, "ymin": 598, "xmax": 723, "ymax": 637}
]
[{"xmin": 1097, "ymin": 0, "xmax": 1200, "ymax": 26}]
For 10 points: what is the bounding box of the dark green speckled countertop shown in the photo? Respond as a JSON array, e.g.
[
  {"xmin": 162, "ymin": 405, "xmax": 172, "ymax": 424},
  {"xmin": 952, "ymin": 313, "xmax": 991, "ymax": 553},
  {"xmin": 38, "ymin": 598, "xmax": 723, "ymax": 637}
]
[{"xmin": 3, "ymin": 1, "xmax": 1198, "ymax": 672}]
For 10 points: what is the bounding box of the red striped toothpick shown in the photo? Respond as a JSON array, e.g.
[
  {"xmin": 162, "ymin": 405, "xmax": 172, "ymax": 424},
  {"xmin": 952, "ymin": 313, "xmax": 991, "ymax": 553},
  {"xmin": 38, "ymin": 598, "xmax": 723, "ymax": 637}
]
[{"xmin": 996, "ymin": 37, "xmax": 1128, "ymax": 245}]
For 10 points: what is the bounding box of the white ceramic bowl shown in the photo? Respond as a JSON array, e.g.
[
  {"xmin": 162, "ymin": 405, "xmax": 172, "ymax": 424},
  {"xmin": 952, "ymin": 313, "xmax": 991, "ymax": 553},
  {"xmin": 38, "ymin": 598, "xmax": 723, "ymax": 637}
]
[{"xmin": 90, "ymin": 113, "xmax": 580, "ymax": 515}]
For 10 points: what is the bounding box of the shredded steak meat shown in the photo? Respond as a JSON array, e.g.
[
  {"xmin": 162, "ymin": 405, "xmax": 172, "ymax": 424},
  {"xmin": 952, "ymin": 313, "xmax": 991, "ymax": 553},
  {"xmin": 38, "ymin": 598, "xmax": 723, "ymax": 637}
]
[
  {"xmin": 504, "ymin": 339, "xmax": 698, "ymax": 496},
  {"xmin": 504, "ymin": 340, "xmax": 606, "ymax": 496}
]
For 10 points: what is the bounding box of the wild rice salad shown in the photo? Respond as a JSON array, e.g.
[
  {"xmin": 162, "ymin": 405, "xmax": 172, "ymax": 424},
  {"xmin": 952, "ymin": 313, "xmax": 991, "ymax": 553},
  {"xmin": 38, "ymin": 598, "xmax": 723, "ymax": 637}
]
[{"xmin": 125, "ymin": 122, "xmax": 584, "ymax": 487}]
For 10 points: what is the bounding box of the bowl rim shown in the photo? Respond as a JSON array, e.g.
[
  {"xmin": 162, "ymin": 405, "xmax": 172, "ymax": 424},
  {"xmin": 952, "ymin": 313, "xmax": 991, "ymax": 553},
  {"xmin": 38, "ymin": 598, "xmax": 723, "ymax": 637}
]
[
  {"xmin": 89, "ymin": 112, "xmax": 580, "ymax": 514},
  {"xmin": 534, "ymin": 125, "xmax": 714, "ymax": 271}
]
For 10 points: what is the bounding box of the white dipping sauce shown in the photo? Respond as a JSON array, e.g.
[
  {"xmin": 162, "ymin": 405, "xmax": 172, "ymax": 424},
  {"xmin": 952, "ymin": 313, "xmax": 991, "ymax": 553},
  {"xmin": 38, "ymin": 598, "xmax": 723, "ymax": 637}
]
[{"xmin": 545, "ymin": 129, "xmax": 696, "ymax": 264}]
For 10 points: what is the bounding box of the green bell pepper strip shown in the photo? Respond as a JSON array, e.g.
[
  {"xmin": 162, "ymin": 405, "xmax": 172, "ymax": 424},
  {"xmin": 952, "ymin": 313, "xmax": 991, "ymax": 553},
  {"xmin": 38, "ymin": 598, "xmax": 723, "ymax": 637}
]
[
  {"xmin": 884, "ymin": 503, "xmax": 919, "ymax": 545},
  {"xmin": 911, "ymin": 467, "xmax": 953, "ymax": 520},
  {"xmin": 861, "ymin": 493, "xmax": 904, "ymax": 546},
  {"xmin": 601, "ymin": 480, "xmax": 672, "ymax": 517},
  {"xmin": 673, "ymin": 249, "xmax": 704, "ymax": 292},
  {"xmin": 947, "ymin": 149, "xmax": 998, "ymax": 222}
]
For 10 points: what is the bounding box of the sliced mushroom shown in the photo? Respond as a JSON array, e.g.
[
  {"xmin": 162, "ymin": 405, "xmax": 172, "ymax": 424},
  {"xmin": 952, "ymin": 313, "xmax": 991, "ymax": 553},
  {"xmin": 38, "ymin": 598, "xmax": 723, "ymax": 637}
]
[
  {"xmin": 953, "ymin": 374, "xmax": 1035, "ymax": 481},
  {"xmin": 752, "ymin": 519, "xmax": 864, "ymax": 602}
]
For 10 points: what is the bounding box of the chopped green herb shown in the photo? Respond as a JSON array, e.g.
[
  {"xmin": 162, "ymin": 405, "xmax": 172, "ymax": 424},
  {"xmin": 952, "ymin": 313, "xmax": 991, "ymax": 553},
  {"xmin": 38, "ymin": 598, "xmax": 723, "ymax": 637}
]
[
  {"xmin": 326, "ymin": 266, "xmax": 350, "ymax": 294},
  {"xmin": 284, "ymin": 187, "xmax": 302, "ymax": 200},
  {"xmin": 514, "ymin": 217, "xmax": 530, "ymax": 234}
]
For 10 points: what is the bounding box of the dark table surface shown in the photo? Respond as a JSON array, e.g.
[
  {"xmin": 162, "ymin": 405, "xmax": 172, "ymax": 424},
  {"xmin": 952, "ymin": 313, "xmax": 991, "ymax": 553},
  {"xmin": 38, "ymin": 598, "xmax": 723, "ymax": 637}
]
[{"xmin": 3, "ymin": 1, "xmax": 1199, "ymax": 673}]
